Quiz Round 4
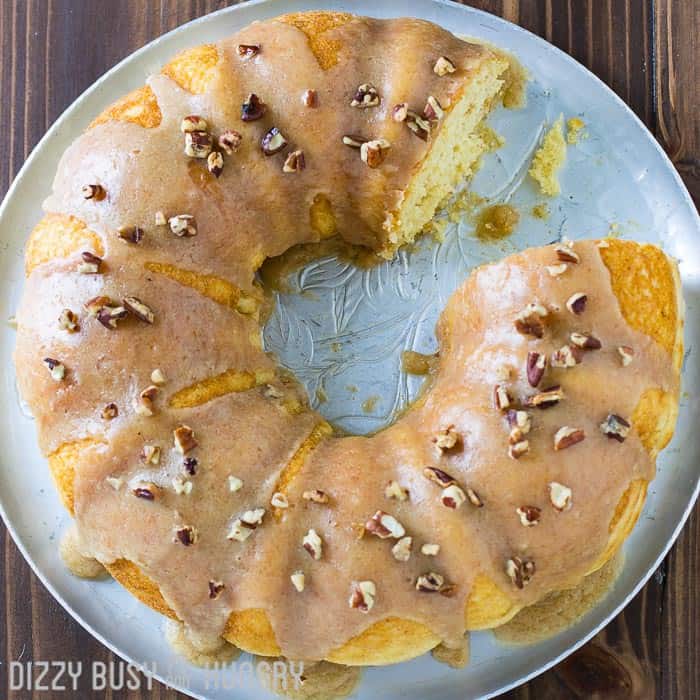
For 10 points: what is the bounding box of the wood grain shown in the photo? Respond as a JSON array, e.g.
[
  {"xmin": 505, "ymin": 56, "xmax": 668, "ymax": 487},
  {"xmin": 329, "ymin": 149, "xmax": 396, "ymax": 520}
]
[{"xmin": 0, "ymin": 1, "xmax": 697, "ymax": 698}]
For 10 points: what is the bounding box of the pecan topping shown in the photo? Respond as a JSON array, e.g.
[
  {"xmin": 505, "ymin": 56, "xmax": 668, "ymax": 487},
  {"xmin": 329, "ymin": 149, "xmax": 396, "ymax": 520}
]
[
  {"xmin": 349, "ymin": 580, "xmax": 376, "ymax": 612},
  {"xmin": 350, "ymin": 83, "xmax": 380, "ymax": 108},
  {"xmin": 172, "ymin": 476, "xmax": 193, "ymax": 495},
  {"xmin": 101, "ymin": 403, "xmax": 118, "ymax": 420},
  {"xmin": 384, "ymin": 480, "xmax": 408, "ymax": 501},
  {"xmin": 43, "ymin": 357, "xmax": 66, "ymax": 381},
  {"xmin": 421, "ymin": 543, "xmax": 440, "ymax": 556},
  {"xmin": 79, "ymin": 251, "xmax": 103, "ymax": 274},
  {"xmin": 173, "ymin": 425, "xmax": 198, "ymax": 454},
  {"xmin": 58, "ymin": 308, "xmax": 79, "ymax": 333},
  {"xmin": 360, "ymin": 139, "xmax": 391, "ymax": 168},
  {"xmin": 391, "ymin": 536, "xmax": 413, "ymax": 562},
  {"xmin": 546, "ymin": 263, "xmax": 568, "ymax": 277},
  {"xmin": 150, "ymin": 368, "xmax": 166, "ymax": 385},
  {"xmin": 423, "ymin": 95, "xmax": 444, "ymax": 121},
  {"xmin": 555, "ymin": 242, "xmax": 580, "ymax": 263},
  {"xmin": 227, "ymin": 519, "xmax": 253, "ymax": 542},
  {"xmin": 180, "ymin": 115, "xmax": 208, "ymax": 133},
  {"xmin": 282, "ymin": 149, "xmax": 305, "ymax": 173},
  {"xmin": 416, "ymin": 571, "xmax": 445, "ymax": 592},
  {"xmin": 290, "ymin": 571, "xmax": 305, "ymax": 592},
  {"xmin": 566, "ymin": 292, "xmax": 588, "ymax": 315},
  {"xmin": 154, "ymin": 211, "xmax": 167, "ymax": 226},
  {"xmin": 505, "ymin": 556, "xmax": 535, "ymax": 589},
  {"xmin": 392, "ymin": 102, "xmax": 409, "ymax": 122},
  {"xmin": 516, "ymin": 505, "xmax": 541, "ymax": 527},
  {"xmin": 184, "ymin": 130, "xmax": 213, "ymax": 158},
  {"xmin": 441, "ymin": 484, "xmax": 466, "ymax": 509},
  {"xmin": 466, "ymin": 488, "xmax": 483, "ymax": 507},
  {"xmin": 183, "ymin": 457, "xmax": 198, "ymax": 476},
  {"xmin": 241, "ymin": 508, "xmax": 265, "ymax": 527},
  {"xmin": 209, "ymin": 580, "xmax": 225, "ymax": 599},
  {"xmin": 341, "ymin": 134, "xmax": 367, "ymax": 148},
  {"xmin": 117, "ymin": 226, "xmax": 143, "ymax": 244},
  {"xmin": 433, "ymin": 56, "xmax": 456, "ymax": 76},
  {"xmin": 302, "ymin": 89, "xmax": 318, "ymax": 108},
  {"xmin": 508, "ymin": 440, "xmax": 530, "ymax": 459},
  {"xmin": 175, "ymin": 525, "xmax": 198, "ymax": 546},
  {"xmin": 423, "ymin": 466, "xmax": 456, "ymax": 488},
  {"xmin": 218, "ymin": 129, "xmax": 242, "ymax": 155},
  {"xmin": 507, "ymin": 409, "xmax": 532, "ymax": 444},
  {"xmin": 526, "ymin": 351, "xmax": 547, "ymax": 387},
  {"xmin": 81, "ymin": 184, "xmax": 106, "ymax": 200},
  {"xmin": 169, "ymin": 213, "xmax": 197, "ymax": 237},
  {"xmin": 514, "ymin": 302, "xmax": 548, "ymax": 338},
  {"xmin": 600, "ymin": 414, "xmax": 630, "ymax": 442},
  {"xmin": 133, "ymin": 483, "xmax": 159, "ymax": 501},
  {"xmin": 553, "ymin": 426, "xmax": 585, "ymax": 450},
  {"xmin": 302, "ymin": 528, "xmax": 323, "ymax": 560},
  {"xmin": 551, "ymin": 344, "xmax": 582, "ymax": 368},
  {"xmin": 549, "ymin": 481, "xmax": 573, "ymax": 511},
  {"xmin": 237, "ymin": 43, "xmax": 260, "ymax": 58},
  {"xmin": 261, "ymin": 127, "xmax": 288, "ymax": 155},
  {"xmin": 97, "ymin": 305, "xmax": 128, "ymax": 330},
  {"xmin": 271, "ymin": 492, "xmax": 288, "ymax": 509},
  {"xmin": 365, "ymin": 510, "xmax": 405, "ymax": 539},
  {"xmin": 618, "ymin": 345, "xmax": 635, "ymax": 366},
  {"xmin": 135, "ymin": 385, "xmax": 158, "ymax": 416},
  {"xmin": 106, "ymin": 476, "xmax": 123, "ymax": 490},
  {"xmin": 141, "ymin": 444, "xmax": 161, "ymax": 465},
  {"xmin": 494, "ymin": 384, "xmax": 512, "ymax": 411},
  {"xmin": 123, "ymin": 296, "xmax": 155, "ymax": 324},
  {"xmin": 526, "ymin": 385, "xmax": 564, "ymax": 409},
  {"xmin": 433, "ymin": 425, "xmax": 462, "ymax": 452},
  {"xmin": 302, "ymin": 489, "xmax": 329, "ymax": 504},
  {"xmin": 241, "ymin": 93, "xmax": 266, "ymax": 121},
  {"xmin": 570, "ymin": 332, "xmax": 602, "ymax": 350},
  {"xmin": 207, "ymin": 151, "xmax": 224, "ymax": 178},
  {"xmin": 405, "ymin": 111, "xmax": 431, "ymax": 141}
]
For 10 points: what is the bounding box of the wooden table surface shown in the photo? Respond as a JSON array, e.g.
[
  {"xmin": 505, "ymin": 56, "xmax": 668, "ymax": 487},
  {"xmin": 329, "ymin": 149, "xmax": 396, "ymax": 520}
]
[{"xmin": 0, "ymin": 1, "xmax": 697, "ymax": 698}]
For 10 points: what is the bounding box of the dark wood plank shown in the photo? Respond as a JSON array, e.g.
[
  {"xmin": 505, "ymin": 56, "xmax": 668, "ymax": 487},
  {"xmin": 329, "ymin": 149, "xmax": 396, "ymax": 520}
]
[{"xmin": 0, "ymin": 1, "xmax": 696, "ymax": 699}]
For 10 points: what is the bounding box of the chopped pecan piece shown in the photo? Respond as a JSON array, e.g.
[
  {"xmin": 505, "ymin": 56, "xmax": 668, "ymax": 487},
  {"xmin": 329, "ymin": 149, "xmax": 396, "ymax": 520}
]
[
  {"xmin": 618, "ymin": 345, "xmax": 634, "ymax": 366},
  {"xmin": 271, "ymin": 492, "xmax": 288, "ymax": 509},
  {"xmin": 570, "ymin": 332, "xmax": 602, "ymax": 350},
  {"xmin": 526, "ymin": 385, "xmax": 564, "ymax": 409},
  {"xmin": 106, "ymin": 476, "xmax": 123, "ymax": 490},
  {"xmin": 423, "ymin": 95, "xmax": 444, "ymax": 121},
  {"xmin": 183, "ymin": 457, "xmax": 198, "ymax": 476},
  {"xmin": 516, "ymin": 505, "xmax": 541, "ymax": 527},
  {"xmin": 405, "ymin": 111, "xmax": 431, "ymax": 141},
  {"xmin": 341, "ymin": 134, "xmax": 367, "ymax": 148},
  {"xmin": 365, "ymin": 510, "xmax": 405, "ymax": 539},
  {"xmin": 303, "ymin": 528, "xmax": 323, "ymax": 560},
  {"xmin": 168, "ymin": 213, "xmax": 197, "ymax": 237},
  {"xmin": 261, "ymin": 127, "xmax": 288, "ymax": 155},
  {"xmin": 209, "ymin": 580, "xmax": 225, "ymax": 599},
  {"xmin": 553, "ymin": 426, "xmax": 585, "ymax": 450},
  {"xmin": 218, "ymin": 129, "xmax": 242, "ymax": 154},
  {"xmin": 546, "ymin": 263, "xmax": 568, "ymax": 277},
  {"xmin": 154, "ymin": 211, "xmax": 167, "ymax": 226},
  {"xmin": 102, "ymin": 402, "xmax": 118, "ymax": 420},
  {"xmin": 184, "ymin": 130, "xmax": 213, "ymax": 158},
  {"xmin": 81, "ymin": 184, "xmax": 106, "ymax": 200},
  {"xmin": 416, "ymin": 571, "xmax": 445, "ymax": 592},
  {"xmin": 282, "ymin": 149, "xmax": 305, "ymax": 173},
  {"xmin": 555, "ymin": 242, "xmax": 580, "ymax": 263},
  {"xmin": 123, "ymin": 296, "xmax": 155, "ymax": 324},
  {"xmin": 228, "ymin": 475, "xmax": 243, "ymax": 493},
  {"xmin": 421, "ymin": 543, "xmax": 440, "ymax": 556},
  {"xmin": 175, "ymin": 525, "xmax": 198, "ymax": 546},
  {"xmin": 566, "ymin": 292, "xmax": 588, "ymax": 315},
  {"xmin": 526, "ymin": 351, "xmax": 547, "ymax": 387},
  {"xmin": 43, "ymin": 357, "xmax": 66, "ymax": 381},
  {"xmin": 180, "ymin": 115, "xmax": 208, "ymax": 133},
  {"xmin": 466, "ymin": 488, "xmax": 483, "ymax": 507},
  {"xmin": 384, "ymin": 480, "xmax": 408, "ymax": 501},
  {"xmin": 150, "ymin": 368, "xmax": 166, "ymax": 385},
  {"xmin": 290, "ymin": 571, "xmax": 305, "ymax": 592},
  {"xmin": 360, "ymin": 139, "xmax": 391, "ymax": 168},
  {"xmin": 494, "ymin": 384, "xmax": 512, "ymax": 411},
  {"xmin": 441, "ymin": 484, "xmax": 466, "ymax": 509},
  {"xmin": 241, "ymin": 508, "xmax": 265, "ymax": 527},
  {"xmin": 241, "ymin": 93, "xmax": 265, "ymax": 121},
  {"xmin": 117, "ymin": 226, "xmax": 143, "ymax": 244},
  {"xmin": 350, "ymin": 83, "xmax": 380, "ymax": 108},
  {"xmin": 302, "ymin": 89, "xmax": 318, "ymax": 107},
  {"xmin": 172, "ymin": 476, "xmax": 193, "ymax": 495},
  {"xmin": 58, "ymin": 308, "xmax": 79, "ymax": 333},
  {"xmin": 133, "ymin": 483, "xmax": 159, "ymax": 501},
  {"xmin": 505, "ymin": 556, "xmax": 535, "ymax": 589},
  {"xmin": 173, "ymin": 425, "xmax": 198, "ymax": 454},
  {"xmin": 237, "ymin": 43, "xmax": 260, "ymax": 58},
  {"xmin": 423, "ymin": 466, "xmax": 456, "ymax": 488},
  {"xmin": 433, "ymin": 56, "xmax": 456, "ymax": 76},
  {"xmin": 227, "ymin": 519, "xmax": 253, "ymax": 542},
  {"xmin": 549, "ymin": 481, "xmax": 573, "ymax": 511},
  {"xmin": 507, "ymin": 409, "xmax": 532, "ymax": 443},
  {"xmin": 514, "ymin": 302, "xmax": 548, "ymax": 338},
  {"xmin": 349, "ymin": 580, "xmax": 375, "ymax": 612},
  {"xmin": 508, "ymin": 440, "xmax": 530, "ymax": 459},
  {"xmin": 135, "ymin": 385, "xmax": 158, "ymax": 416},
  {"xmin": 392, "ymin": 102, "xmax": 409, "ymax": 122},
  {"xmin": 207, "ymin": 151, "xmax": 224, "ymax": 177},
  {"xmin": 551, "ymin": 344, "xmax": 582, "ymax": 368},
  {"xmin": 600, "ymin": 414, "xmax": 630, "ymax": 442},
  {"xmin": 302, "ymin": 489, "xmax": 329, "ymax": 504},
  {"xmin": 433, "ymin": 425, "xmax": 462, "ymax": 452},
  {"xmin": 141, "ymin": 444, "xmax": 161, "ymax": 465},
  {"xmin": 391, "ymin": 536, "xmax": 413, "ymax": 562},
  {"xmin": 97, "ymin": 305, "xmax": 128, "ymax": 330},
  {"xmin": 79, "ymin": 251, "xmax": 103, "ymax": 274}
]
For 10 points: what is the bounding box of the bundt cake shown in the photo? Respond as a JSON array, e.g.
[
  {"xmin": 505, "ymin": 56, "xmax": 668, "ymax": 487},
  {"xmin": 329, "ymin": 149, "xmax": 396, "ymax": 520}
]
[{"xmin": 13, "ymin": 11, "xmax": 683, "ymax": 667}]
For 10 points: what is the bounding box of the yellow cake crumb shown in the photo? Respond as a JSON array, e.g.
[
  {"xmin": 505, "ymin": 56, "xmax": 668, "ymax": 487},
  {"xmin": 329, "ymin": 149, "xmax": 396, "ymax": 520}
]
[
  {"xmin": 531, "ymin": 203, "xmax": 549, "ymax": 220},
  {"xmin": 475, "ymin": 123, "xmax": 505, "ymax": 152},
  {"xmin": 566, "ymin": 116, "xmax": 586, "ymax": 144},
  {"xmin": 528, "ymin": 116, "xmax": 566, "ymax": 197},
  {"xmin": 475, "ymin": 204, "xmax": 520, "ymax": 241}
]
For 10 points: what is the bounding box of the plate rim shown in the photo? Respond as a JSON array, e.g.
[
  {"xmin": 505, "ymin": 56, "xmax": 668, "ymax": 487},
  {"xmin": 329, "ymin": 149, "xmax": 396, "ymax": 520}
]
[{"xmin": 0, "ymin": 1, "xmax": 697, "ymax": 699}]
